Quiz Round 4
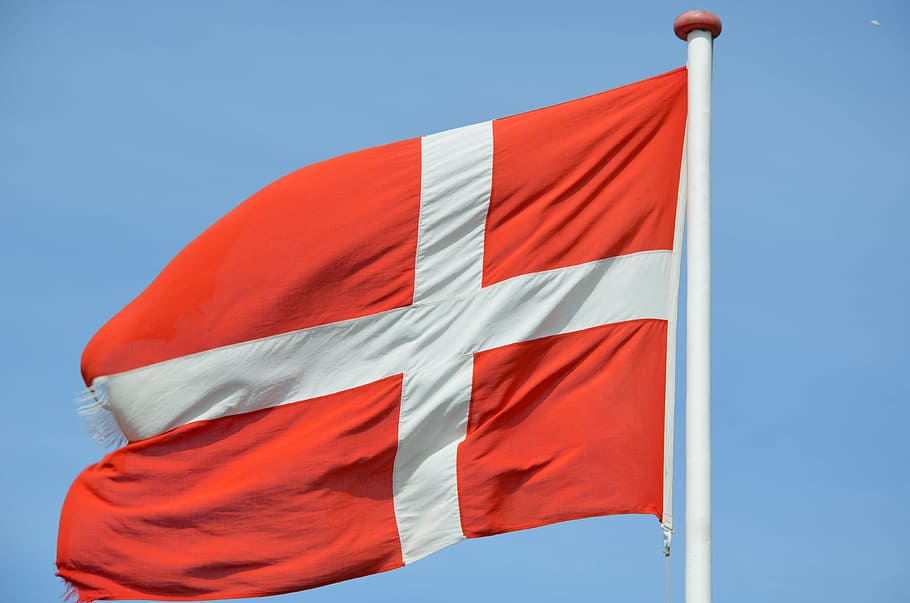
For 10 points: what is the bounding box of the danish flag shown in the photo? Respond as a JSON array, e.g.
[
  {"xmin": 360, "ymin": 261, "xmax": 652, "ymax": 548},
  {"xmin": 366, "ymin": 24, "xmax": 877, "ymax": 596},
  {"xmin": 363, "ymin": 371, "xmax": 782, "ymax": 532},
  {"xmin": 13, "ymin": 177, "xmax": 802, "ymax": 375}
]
[{"xmin": 58, "ymin": 67, "xmax": 688, "ymax": 602}]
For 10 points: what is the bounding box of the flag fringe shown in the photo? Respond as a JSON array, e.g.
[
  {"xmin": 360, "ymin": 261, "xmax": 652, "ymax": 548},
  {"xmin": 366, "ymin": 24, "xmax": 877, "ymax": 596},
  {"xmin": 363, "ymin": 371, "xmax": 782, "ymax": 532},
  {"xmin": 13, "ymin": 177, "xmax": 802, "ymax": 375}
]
[
  {"xmin": 61, "ymin": 578, "xmax": 92, "ymax": 603},
  {"xmin": 75, "ymin": 382, "xmax": 126, "ymax": 448}
]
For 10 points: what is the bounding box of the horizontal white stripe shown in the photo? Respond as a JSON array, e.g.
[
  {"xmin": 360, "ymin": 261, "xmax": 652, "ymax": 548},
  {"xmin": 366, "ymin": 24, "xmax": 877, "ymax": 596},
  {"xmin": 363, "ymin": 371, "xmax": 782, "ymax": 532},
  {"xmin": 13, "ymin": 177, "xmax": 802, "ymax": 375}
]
[{"xmin": 98, "ymin": 250, "xmax": 673, "ymax": 442}]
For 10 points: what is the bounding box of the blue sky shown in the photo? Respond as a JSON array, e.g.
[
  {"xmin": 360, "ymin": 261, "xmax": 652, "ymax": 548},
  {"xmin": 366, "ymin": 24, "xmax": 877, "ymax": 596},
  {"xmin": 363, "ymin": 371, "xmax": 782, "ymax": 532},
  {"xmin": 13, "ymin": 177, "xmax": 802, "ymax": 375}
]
[{"xmin": 2, "ymin": 1, "xmax": 908, "ymax": 601}]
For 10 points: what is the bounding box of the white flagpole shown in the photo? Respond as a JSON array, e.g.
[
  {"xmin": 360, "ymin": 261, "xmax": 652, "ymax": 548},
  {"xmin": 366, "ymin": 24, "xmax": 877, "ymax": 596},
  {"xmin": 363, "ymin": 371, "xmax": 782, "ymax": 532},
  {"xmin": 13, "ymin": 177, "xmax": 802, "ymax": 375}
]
[{"xmin": 674, "ymin": 10, "xmax": 721, "ymax": 603}]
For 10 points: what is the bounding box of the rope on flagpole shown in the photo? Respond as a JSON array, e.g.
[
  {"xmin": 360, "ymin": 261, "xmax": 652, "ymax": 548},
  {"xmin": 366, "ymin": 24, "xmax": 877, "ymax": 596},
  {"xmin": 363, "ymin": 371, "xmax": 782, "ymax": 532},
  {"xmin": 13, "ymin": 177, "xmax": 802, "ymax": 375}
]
[{"xmin": 664, "ymin": 524, "xmax": 673, "ymax": 603}]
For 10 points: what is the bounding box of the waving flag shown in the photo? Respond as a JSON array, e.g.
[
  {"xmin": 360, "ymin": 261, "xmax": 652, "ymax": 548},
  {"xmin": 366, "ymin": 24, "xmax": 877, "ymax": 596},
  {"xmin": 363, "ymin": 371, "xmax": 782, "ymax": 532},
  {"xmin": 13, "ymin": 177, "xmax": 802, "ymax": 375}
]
[{"xmin": 57, "ymin": 67, "xmax": 688, "ymax": 602}]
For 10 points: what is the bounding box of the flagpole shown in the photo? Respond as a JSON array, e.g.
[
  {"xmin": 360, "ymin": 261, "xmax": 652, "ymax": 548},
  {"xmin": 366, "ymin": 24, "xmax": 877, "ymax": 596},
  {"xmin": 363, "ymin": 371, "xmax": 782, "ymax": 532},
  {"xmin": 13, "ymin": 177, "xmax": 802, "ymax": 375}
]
[{"xmin": 674, "ymin": 10, "xmax": 721, "ymax": 603}]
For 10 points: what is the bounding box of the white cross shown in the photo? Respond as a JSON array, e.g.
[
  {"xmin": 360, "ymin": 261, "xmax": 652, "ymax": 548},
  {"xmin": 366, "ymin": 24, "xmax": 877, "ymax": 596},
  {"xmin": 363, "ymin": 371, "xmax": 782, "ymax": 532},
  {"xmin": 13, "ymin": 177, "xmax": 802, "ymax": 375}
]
[{"xmin": 97, "ymin": 121, "xmax": 678, "ymax": 564}]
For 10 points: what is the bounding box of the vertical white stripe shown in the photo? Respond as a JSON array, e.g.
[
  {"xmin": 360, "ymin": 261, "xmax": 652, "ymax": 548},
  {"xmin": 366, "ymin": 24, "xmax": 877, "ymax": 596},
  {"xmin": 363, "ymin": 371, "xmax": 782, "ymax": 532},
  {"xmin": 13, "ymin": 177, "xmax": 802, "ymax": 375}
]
[
  {"xmin": 393, "ymin": 358, "xmax": 473, "ymax": 563},
  {"xmin": 413, "ymin": 121, "xmax": 493, "ymax": 303},
  {"xmin": 394, "ymin": 121, "xmax": 493, "ymax": 562}
]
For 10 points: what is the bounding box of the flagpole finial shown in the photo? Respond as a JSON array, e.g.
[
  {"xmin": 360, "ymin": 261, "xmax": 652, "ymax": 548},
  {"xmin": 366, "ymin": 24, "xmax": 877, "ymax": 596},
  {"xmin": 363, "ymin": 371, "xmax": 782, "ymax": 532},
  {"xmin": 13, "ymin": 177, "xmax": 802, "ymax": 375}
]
[{"xmin": 674, "ymin": 10, "xmax": 722, "ymax": 40}]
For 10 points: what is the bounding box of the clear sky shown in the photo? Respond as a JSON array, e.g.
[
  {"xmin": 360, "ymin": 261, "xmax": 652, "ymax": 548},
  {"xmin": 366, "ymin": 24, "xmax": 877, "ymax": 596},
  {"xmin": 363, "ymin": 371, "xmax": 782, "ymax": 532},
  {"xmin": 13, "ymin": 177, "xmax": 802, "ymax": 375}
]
[{"xmin": 2, "ymin": 1, "xmax": 908, "ymax": 601}]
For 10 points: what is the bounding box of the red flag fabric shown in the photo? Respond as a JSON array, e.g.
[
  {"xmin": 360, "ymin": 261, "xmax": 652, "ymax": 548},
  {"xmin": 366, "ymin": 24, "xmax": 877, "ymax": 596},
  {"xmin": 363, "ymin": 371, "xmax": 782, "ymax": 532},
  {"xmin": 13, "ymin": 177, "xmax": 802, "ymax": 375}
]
[{"xmin": 58, "ymin": 67, "xmax": 688, "ymax": 602}]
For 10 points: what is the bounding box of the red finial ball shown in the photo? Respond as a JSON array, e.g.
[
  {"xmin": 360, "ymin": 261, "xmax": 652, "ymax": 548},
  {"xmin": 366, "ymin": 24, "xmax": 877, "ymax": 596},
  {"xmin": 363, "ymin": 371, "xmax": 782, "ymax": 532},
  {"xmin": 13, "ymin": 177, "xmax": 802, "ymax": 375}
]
[{"xmin": 674, "ymin": 10, "xmax": 722, "ymax": 40}]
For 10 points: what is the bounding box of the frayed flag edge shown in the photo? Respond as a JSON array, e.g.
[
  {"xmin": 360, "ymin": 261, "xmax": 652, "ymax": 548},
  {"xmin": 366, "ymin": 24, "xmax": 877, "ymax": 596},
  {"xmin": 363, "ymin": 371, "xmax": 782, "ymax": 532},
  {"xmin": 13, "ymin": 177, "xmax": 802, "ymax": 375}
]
[
  {"xmin": 62, "ymin": 577, "xmax": 95, "ymax": 603},
  {"xmin": 75, "ymin": 381, "xmax": 126, "ymax": 448}
]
